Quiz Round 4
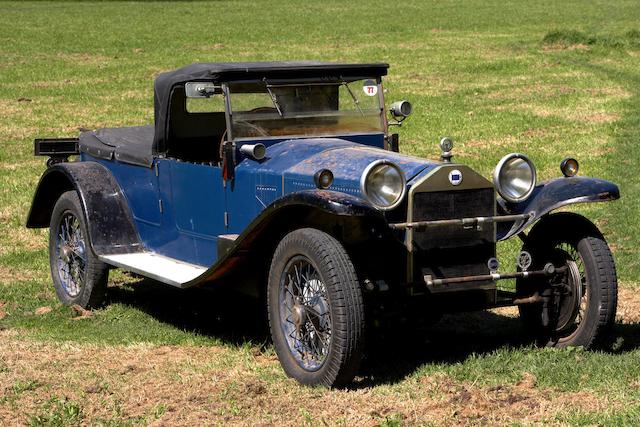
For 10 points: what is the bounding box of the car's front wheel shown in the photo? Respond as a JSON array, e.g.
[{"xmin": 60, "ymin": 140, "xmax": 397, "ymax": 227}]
[
  {"xmin": 267, "ymin": 228, "xmax": 364, "ymax": 387},
  {"xmin": 49, "ymin": 191, "xmax": 109, "ymax": 308},
  {"xmin": 516, "ymin": 213, "xmax": 617, "ymax": 349}
]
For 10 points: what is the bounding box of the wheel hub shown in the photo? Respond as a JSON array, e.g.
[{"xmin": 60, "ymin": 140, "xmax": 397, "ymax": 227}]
[
  {"xmin": 60, "ymin": 244, "xmax": 73, "ymax": 263},
  {"xmin": 292, "ymin": 304, "xmax": 307, "ymax": 329},
  {"xmin": 556, "ymin": 259, "xmax": 582, "ymax": 331}
]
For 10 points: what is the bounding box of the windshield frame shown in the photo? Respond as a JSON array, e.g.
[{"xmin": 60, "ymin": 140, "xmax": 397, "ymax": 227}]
[{"xmin": 222, "ymin": 76, "xmax": 387, "ymax": 141}]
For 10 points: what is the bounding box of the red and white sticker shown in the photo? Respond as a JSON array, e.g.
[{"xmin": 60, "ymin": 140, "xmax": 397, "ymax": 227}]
[{"xmin": 362, "ymin": 80, "xmax": 378, "ymax": 96}]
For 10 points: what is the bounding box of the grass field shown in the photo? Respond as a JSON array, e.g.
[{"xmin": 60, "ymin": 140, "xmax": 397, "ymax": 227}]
[{"xmin": 1, "ymin": 0, "xmax": 640, "ymax": 425}]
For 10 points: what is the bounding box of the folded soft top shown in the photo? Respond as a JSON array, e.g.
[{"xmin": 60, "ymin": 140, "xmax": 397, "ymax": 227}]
[{"xmin": 79, "ymin": 125, "xmax": 154, "ymax": 167}]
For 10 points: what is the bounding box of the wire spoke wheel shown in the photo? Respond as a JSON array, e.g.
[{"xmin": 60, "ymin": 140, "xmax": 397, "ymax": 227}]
[
  {"xmin": 49, "ymin": 191, "xmax": 108, "ymax": 309},
  {"xmin": 268, "ymin": 228, "xmax": 364, "ymax": 387},
  {"xmin": 516, "ymin": 213, "xmax": 617, "ymax": 350},
  {"xmin": 279, "ymin": 256, "xmax": 331, "ymax": 371},
  {"xmin": 56, "ymin": 212, "xmax": 87, "ymax": 298}
]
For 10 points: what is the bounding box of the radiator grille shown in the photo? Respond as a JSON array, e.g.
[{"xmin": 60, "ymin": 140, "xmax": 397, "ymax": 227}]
[
  {"xmin": 411, "ymin": 188, "xmax": 496, "ymax": 286},
  {"xmin": 412, "ymin": 188, "xmax": 495, "ymax": 250}
]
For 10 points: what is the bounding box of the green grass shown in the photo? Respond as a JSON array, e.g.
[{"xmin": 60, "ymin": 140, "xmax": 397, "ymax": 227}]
[{"xmin": 1, "ymin": 0, "xmax": 640, "ymax": 424}]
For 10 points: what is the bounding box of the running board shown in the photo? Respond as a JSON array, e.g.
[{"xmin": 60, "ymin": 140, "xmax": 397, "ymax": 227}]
[{"xmin": 98, "ymin": 252, "xmax": 207, "ymax": 288}]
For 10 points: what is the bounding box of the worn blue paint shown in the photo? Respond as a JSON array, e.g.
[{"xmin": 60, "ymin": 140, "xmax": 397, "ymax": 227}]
[
  {"xmin": 84, "ymin": 131, "xmax": 436, "ymax": 267},
  {"xmin": 227, "ymin": 137, "xmax": 436, "ymax": 235},
  {"xmin": 82, "ymin": 155, "xmax": 161, "ymax": 227},
  {"xmin": 235, "ymin": 132, "xmax": 385, "ymax": 153}
]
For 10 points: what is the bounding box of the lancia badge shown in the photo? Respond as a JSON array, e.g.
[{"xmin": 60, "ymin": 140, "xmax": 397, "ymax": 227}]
[{"xmin": 448, "ymin": 169, "xmax": 463, "ymax": 186}]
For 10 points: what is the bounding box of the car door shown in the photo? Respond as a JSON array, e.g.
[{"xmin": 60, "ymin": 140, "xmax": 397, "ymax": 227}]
[
  {"xmin": 155, "ymin": 158, "xmax": 226, "ymax": 267},
  {"xmin": 152, "ymin": 85, "xmax": 229, "ymax": 266}
]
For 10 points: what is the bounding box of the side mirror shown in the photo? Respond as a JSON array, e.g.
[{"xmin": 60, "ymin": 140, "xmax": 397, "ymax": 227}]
[{"xmin": 185, "ymin": 82, "xmax": 221, "ymax": 98}]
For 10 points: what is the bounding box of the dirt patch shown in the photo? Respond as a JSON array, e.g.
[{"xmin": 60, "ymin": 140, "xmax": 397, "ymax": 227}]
[
  {"xmin": 33, "ymin": 306, "xmax": 51, "ymax": 316},
  {"xmin": 586, "ymin": 86, "xmax": 632, "ymax": 99},
  {"xmin": 514, "ymin": 104, "xmax": 620, "ymax": 125},
  {"xmin": 491, "ymin": 283, "xmax": 639, "ymax": 325},
  {"xmin": 0, "ymin": 330, "xmax": 619, "ymax": 426},
  {"xmin": 0, "ymin": 264, "xmax": 45, "ymax": 285},
  {"xmin": 617, "ymin": 285, "xmax": 640, "ymax": 324},
  {"xmin": 0, "ymin": 227, "xmax": 46, "ymax": 258},
  {"xmin": 455, "ymin": 135, "xmax": 520, "ymax": 158},
  {"xmin": 0, "ymin": 159, "xmax": 41, "ymax": 172},
  {"xmin": 542, "ymin": 43, "xmax": 591, "ymax": 52},
  {"xmin": 485, "ymin": 83, "xmax": 576, "ymax": 101},
  {"xmin": 490, "ymin": 306, "xmax": 519, "ymax": 318},
  {"xmin": 0, "ymin": 99, "xmax": 35, "ymax": 118},
  {"xmin": 55, "ymin": 52, "xmax": 112, "ymax": 66}
]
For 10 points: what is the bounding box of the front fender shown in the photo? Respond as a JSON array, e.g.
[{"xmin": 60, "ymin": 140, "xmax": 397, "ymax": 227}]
[
  {"xmin": 268, "ymin": 189, "xmax": 383, "ymax": 217},
  {"xmin": 497, "ymin": 176, "xmax": 619, "ymax": 240},
  {"xmin": 184, "ymin": 189, "xmax": 386, "ymax": 287}
]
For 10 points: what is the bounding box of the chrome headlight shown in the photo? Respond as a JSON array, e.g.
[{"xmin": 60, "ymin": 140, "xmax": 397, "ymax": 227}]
[
  {"xmin": 493, "ymin": 153, "xmax": 537, "ymax": 203},
  {"xmin": 360, "ymin": 160, "xmax": 407, "ymax": 210}
]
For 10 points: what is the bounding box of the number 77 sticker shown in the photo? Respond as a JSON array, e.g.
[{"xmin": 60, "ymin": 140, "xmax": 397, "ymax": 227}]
[{"xmin": 362, "ymin": 79, "xmax": 378, "ymax": 96}]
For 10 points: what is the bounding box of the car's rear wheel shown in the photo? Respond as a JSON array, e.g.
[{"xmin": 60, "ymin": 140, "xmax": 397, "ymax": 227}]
[
  {"xmin": 49, "ymin": 191, "xmax": 108, "ymax": 308},
  {"xmin": 516, "ymin": 213, "xmax": 617, "ymax": 349},
  {"xmin": 267, "ymin": 228, "xmax": 364, "ymax": 387}
]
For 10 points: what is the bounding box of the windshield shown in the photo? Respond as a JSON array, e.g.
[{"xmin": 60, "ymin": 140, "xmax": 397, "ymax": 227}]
[{"xmin": 227, "ymin": 78, "xmax": 384, "ymax": 139}]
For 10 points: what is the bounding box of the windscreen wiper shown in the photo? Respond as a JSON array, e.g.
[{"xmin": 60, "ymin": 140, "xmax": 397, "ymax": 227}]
[
  {"xmin": 263, "ymin": 79, "xmax": 284, "ymax": 117},
  {"xmin": 341, "ymin": 79, "xmax": 363, "ymax": 116}
]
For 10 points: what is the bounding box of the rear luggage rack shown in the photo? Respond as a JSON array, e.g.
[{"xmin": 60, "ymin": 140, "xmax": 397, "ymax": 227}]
[{"xmin": 34, "ymin": 138, "xmax": 80, "ymax": 166}]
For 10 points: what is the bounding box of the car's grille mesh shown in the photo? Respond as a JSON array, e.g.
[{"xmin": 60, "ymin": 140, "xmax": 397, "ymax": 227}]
[
  {"xmin": 411, "ymin": 188, "xmax": 496, "ymax": 283},
  {"xmin": 412, "ymin": 188, "xmax": 495, "ymax": 250}
]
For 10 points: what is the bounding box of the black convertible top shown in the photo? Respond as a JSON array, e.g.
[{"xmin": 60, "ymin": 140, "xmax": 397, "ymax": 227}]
[
  {"xmin": 154, "ymin": 61, "xmax": 389, "ymax": 90},
  {"xmin": 80, "ymin": 62, "xmax": 390, "ymax": 167},
  {"xmin": 153, "ymin": 61, "xmax": 389, "ymax": 153}
]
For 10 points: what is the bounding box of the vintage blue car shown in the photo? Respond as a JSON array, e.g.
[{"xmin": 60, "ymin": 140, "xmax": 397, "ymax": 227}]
[{"xmin": 27, "ymin": 62, "xmax": 620, "ymax": 387}]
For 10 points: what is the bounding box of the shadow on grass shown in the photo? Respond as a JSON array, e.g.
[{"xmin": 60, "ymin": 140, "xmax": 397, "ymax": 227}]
[
  {"xmin": 356, "ymin": 313, "xmax": 640, "ymax": 387},
  {"xmin": 107, "ymin": 277, "xmax": 640, "ymax": 387},
  {"xmin": 107, "ymin": 277, "xmax": 270, "ymax": 347}
]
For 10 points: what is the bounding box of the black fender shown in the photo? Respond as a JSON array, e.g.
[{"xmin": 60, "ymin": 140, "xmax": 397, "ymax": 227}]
[
  {"xmin": 26, "ymin": 162, "xmax": 142, "ymax": 255},
  {"xmin": 497, "ymin": 176, "xmax": 619, "ymax": 240},
  {"xmin": 526, "ymin": 211, "xmax": 604, "ymax": 243},
  {"xmin": 185, "ymin": 189, "xmax": 386, "ymax": 287}
]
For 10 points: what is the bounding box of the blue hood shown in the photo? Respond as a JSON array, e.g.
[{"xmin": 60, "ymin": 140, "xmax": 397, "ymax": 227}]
[
  {"xmin": 225, "ymin": 137, "xmax": 441, "ymax": 235},
  {"xmin": 246, "ymin": 138, "xmax": 437, "ymax": 197}
]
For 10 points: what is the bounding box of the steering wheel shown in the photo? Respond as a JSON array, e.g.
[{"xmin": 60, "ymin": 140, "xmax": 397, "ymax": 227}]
[
  {"xmin": 233, "ymin": 120, "xmax": 270, "ymax": 137},
  {"xmin": 248, "ymin": 106, "xmax": 279, "ymax": 114}
]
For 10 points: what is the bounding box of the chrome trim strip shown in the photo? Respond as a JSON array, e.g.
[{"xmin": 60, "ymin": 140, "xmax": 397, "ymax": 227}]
[
  {"xmin": 390, "ymin": 213, "xmax": 531, "ymax": 230},
  {"xmin": 424, "ymin": 263, "xmax": 560, "ymax": 287}
]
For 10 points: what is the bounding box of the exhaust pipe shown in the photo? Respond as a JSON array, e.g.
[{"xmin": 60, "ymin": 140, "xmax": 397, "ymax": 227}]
[{"xmin": 239, "ymin": 143, "xmax": 266, "ymax": 161}]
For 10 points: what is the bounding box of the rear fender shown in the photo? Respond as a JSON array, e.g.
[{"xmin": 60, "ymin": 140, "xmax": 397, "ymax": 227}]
[
  {"xmin": 497, "ymin": 176, "xmax": 619, "ymax": 240},
  {"xmin": 26, "ymin": 162, "xmax": 141, "ymax": 255}
]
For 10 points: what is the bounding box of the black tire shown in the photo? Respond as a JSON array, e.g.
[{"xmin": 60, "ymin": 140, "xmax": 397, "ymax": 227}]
[
  {"xmin": 267, "ymin": 228, "xmax": 364, "ymax": 387},
  {"xmin": 49, "ymin": 190, "xmax": 108, "ymax": 308},
  {"xmin": 516, "ymin": 213, "xmax": 617, "ymax": 349}
]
